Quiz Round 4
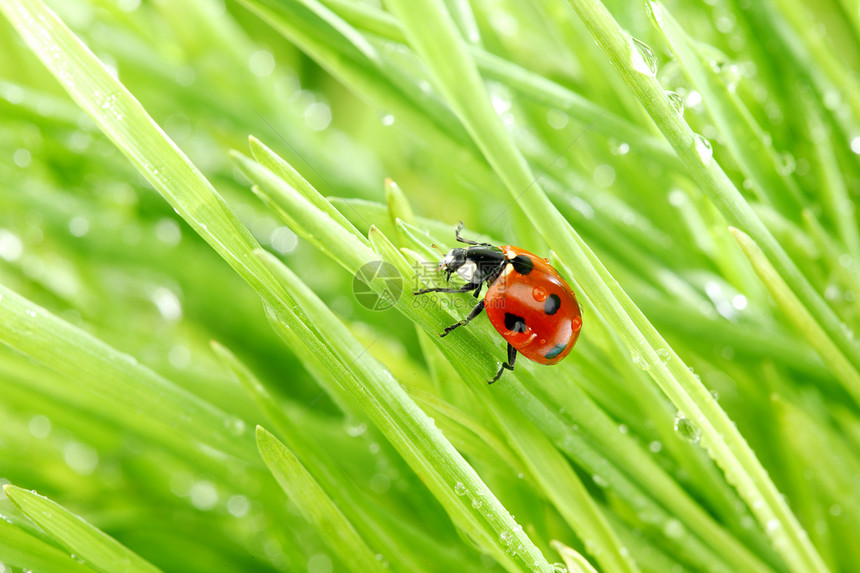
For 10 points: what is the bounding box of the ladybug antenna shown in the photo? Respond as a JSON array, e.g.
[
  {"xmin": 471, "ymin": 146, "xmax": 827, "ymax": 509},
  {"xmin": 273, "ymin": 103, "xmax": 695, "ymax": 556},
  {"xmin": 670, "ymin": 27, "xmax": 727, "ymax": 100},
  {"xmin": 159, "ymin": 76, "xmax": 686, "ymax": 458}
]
[{"xmin": 430, "ymin": 243, "xmax": 445, "ymax": 254}]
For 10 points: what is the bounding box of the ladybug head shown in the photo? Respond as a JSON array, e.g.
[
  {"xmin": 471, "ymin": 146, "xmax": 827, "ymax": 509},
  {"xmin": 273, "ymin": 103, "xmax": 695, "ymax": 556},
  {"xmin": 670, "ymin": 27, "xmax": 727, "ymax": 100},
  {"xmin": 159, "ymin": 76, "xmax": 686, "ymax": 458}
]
[{"xmin": 439, "ymin": 248, "xmax": 468, "ymax": 281}]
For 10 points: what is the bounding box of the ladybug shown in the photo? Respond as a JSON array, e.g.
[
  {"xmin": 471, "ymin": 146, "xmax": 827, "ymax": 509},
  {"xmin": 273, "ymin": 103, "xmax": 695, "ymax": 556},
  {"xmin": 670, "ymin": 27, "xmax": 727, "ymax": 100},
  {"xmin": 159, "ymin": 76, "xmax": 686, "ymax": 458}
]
[{"xmin": 415, "ymin": 222, "xmax": 582, "ymax": 383}]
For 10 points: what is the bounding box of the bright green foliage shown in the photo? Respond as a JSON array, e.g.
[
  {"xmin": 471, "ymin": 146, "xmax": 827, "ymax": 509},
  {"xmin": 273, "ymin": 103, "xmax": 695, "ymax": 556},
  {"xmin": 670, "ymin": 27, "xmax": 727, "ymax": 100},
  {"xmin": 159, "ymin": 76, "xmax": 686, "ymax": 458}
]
[{"xmin": 0, "ymin": 0, "xmax": 858, "ymax": 572}]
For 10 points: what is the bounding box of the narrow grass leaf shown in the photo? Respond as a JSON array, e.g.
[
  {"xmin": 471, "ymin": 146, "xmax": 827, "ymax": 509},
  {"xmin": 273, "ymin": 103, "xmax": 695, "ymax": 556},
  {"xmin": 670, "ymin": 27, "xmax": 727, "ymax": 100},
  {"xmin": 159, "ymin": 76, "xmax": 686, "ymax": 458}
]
[
  {"xmin": 551, "ymin": 540, "xmax": 600, "ymax": 573},
  {"xmin": 3, "ymin": 485, "xmax": 162, "ymax": 573},
  {"xmin": 0, "ymin": 283, "xmax": 255, "ymax": 462},
  {"xmin": 731, "ymin": 227, "xmax": 860, "ymax": 409},
  {"xmin": 256, "ymin": 426, "xmax": 385, "ymax": 573},
  {"xmin": 0, "ymin": 518, "xmax": 94, "ymax": 573}
]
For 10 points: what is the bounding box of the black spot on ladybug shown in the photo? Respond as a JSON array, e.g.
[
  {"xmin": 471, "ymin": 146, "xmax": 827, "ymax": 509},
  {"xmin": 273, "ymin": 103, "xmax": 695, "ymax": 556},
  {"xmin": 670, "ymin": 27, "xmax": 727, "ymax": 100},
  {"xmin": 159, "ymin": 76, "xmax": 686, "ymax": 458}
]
[
  {"xmin": 511, "ymin": 255, "xmax": 533, "ymax": 275},
  {"xmin": 504, "ymin": 313, "xmax": 527, "ymax": 333},
  {"xmin": 545, "ymin": 343, "xmax": 567, "ymax": 359},
  {"xmin": 544, "ymin": 294, "xmax": 561, "ymax": 315}
]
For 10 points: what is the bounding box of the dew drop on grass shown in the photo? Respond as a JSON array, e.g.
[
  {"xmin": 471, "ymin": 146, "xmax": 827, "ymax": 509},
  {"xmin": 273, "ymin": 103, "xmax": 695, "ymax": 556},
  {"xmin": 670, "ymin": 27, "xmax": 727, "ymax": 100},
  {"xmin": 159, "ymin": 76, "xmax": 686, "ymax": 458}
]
[
  {"xmin": 610, "ymin": 139, "xmax": 630, "ymax": 155},
  {"xmin": 765, "ymin": 518, "xmax": 781, "ymax": 534},
  {"xmin": 632, "ymin": 350, "xmax": 650, "ymax": 370},
  {"xmin": 630, "ymin": 37, "xmax": 658, "ymax": 77},
  {"xmin": 666, "ymin": 91, "xmax": 684, "ymax": 116},
  {"xmin": 663, "ymin": 518, "xmax": 684, "ymax": 538},
  {"xmin": 499, "ymin": 531, "xmax": 513, "ymax": 545},
  {"xmin": 777, "ymin": 152, "xmax": 796, "ymax": 175},
  {"xmin": 551, "ymin": 564, "xmax": 568, "ymax": 573},
  {"xmin": 345, "ymin": 422, "xmax": 367, "ymax": 437},
  {"xmin": 471, "ymin": 498, "xmax": 483, "ymax": 509},
  {"xmin": 674, "ymin": 412, "xmax": 702, "ymax": 444},
  {"xmin": 694, "ymin": 134, "xmax": 713, "ymax": 162},
  {"xmin": 454, "ymin": 481, "xmax": 467, "ymax": 496},
  {"xmin": 656, "ymin": 348, "xmax": 671, "ymax": 364},
  {"xmin": 224, "ymin": 417, "xmax": 246, "ymax": 437}
]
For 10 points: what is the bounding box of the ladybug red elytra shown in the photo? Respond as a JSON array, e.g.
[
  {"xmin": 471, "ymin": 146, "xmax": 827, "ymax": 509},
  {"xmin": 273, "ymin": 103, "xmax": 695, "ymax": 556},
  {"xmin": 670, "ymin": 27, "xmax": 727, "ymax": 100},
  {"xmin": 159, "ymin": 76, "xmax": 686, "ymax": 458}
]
[{"xmin": 415, "ymin": 222, "xmax": 582, "ymax": 383}]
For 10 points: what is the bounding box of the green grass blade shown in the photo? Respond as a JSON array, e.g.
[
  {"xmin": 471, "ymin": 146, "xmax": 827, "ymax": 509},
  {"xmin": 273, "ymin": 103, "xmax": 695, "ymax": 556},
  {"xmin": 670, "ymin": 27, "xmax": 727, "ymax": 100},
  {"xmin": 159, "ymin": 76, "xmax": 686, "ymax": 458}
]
[
  {"xmin": 731, "ymin": 227, "xmax": 860, "ymax": 403},
  {"xmin": 0, "ymin": 283, "xmax": 255, "ymax": 462},
  {"xmin": 0, "ymin": 518, "xmax": 94, "ymax": 573},
  {"xmin": 3, "ymin": 485, "xmax": 162, "ymax": 573},
  {"xmin": 256, "ymin": 426, "xmax": 385, "ymax": 573}
]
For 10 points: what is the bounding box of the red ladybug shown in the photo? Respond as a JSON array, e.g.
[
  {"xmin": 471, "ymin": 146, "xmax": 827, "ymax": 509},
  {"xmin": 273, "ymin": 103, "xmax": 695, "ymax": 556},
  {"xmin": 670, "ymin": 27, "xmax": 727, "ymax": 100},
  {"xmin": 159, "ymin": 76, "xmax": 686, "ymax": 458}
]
[{"xmin": 416, "ymin": 222, "xmax": 582, "ymax": 383}]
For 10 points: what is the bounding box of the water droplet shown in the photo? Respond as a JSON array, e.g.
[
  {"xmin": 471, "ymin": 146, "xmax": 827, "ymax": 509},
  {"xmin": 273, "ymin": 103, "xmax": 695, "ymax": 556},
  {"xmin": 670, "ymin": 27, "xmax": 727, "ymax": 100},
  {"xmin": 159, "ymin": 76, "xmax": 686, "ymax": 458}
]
[
  {"xmin": 674, "ymin": 412, "xmax": 702, "ymax": 443},
  {"xmin": 380, "ymin": 114, "xmax": 395, "ymax": 126},
  {"xmin": 693, "ymin": 134, "xmax": 713, "ymax": 162},
  {"xmin": 345, "ymin": 422, "xmax": 367, "ymax": 437},
  {"xmin": 666, "ymin": 91, "xmax": 684, "ymax": 115},
  {"xmin": 649, "ymin": 440, "xmax": 663, "ymax": 453},
  {"xmin": 471, "ymin": 498, "xmax": 483, "ymax": 509},
  {"xmin": 656, "ymin": 348, "xmax": 671, "ymax": 364},
  {"xmin": 663, "ymin": 518, "xmax": 684, "ymax": 538},
  {"xmin": 551, "ymin": 564, "xmax": 568, "ymax": 573},
  {"xmin": 630, "ymin": 37, "xmax": 658, "ymax": 77},
  {"xmin": 532, "ymin": 286, "xmax": 547, "ymax": 302},
  {"xmin": 610, "ymin": 139, "xmax": 630, "ymax": 155},
  {"xmin": 454, "ymin": 482, "xmax": 467, "ymax": 496},
  {"xmin": 777, "ymin": 152, "xmax": 796, "ymax": 175},
  {"xmin": 224, "ymin": 417, "xmax": 246, "ymax": 436},
  {"xmin": 632, "ymin": 351, "xmax": 650, "ymax": 370},
  {"xmin": 499, "ymin": 531, "xmax": 513, "ymax": 545}
]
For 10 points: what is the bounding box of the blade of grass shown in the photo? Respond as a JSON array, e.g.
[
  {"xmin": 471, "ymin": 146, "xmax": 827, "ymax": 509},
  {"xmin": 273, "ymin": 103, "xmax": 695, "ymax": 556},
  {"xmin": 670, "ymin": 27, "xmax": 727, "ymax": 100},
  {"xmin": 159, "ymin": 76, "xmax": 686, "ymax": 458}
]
[
  {"xmin": 731, "ymin": 227, "xmax": 860, "ymax": 405},
  {"xmin": 213, "ymin": 341, "xmax": 469, "ymax": 573},
  {"xmin": 3, "ymin": 485, "xmax": 162, "ymax": 573},
  {"xmin": 551, "ymin": 540, "xmax": 600, "ymax": 573},
  {"xmin": 255, "ymin": 426, "xmax": 386, "ymax": 573},
  {"xmin": 0, "ymin": 518, "xmax": 94, "ymax": 573},
  {"xmin": 0, "ymin": 283, "xmax": 255, "ymax": 462}
]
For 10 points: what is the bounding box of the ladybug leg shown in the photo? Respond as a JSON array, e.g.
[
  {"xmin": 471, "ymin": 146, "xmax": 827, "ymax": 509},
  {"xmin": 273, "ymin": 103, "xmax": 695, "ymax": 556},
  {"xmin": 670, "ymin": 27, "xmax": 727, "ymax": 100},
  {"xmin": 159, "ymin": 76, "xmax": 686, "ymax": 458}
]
[
  {"xmin": 489, "ymin": 344, "xmax": 518, "ymax": 384},
  {"xmin": 441, "ymin": 300, "xmax": 484, "ymax": 337},
  {"xmin": 454, "ymin": 221, "xmax": 493, "ymax": 247},
  {"xmin": 414, "ymin": 282, "xmax": 480, "ymax": 295}
]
